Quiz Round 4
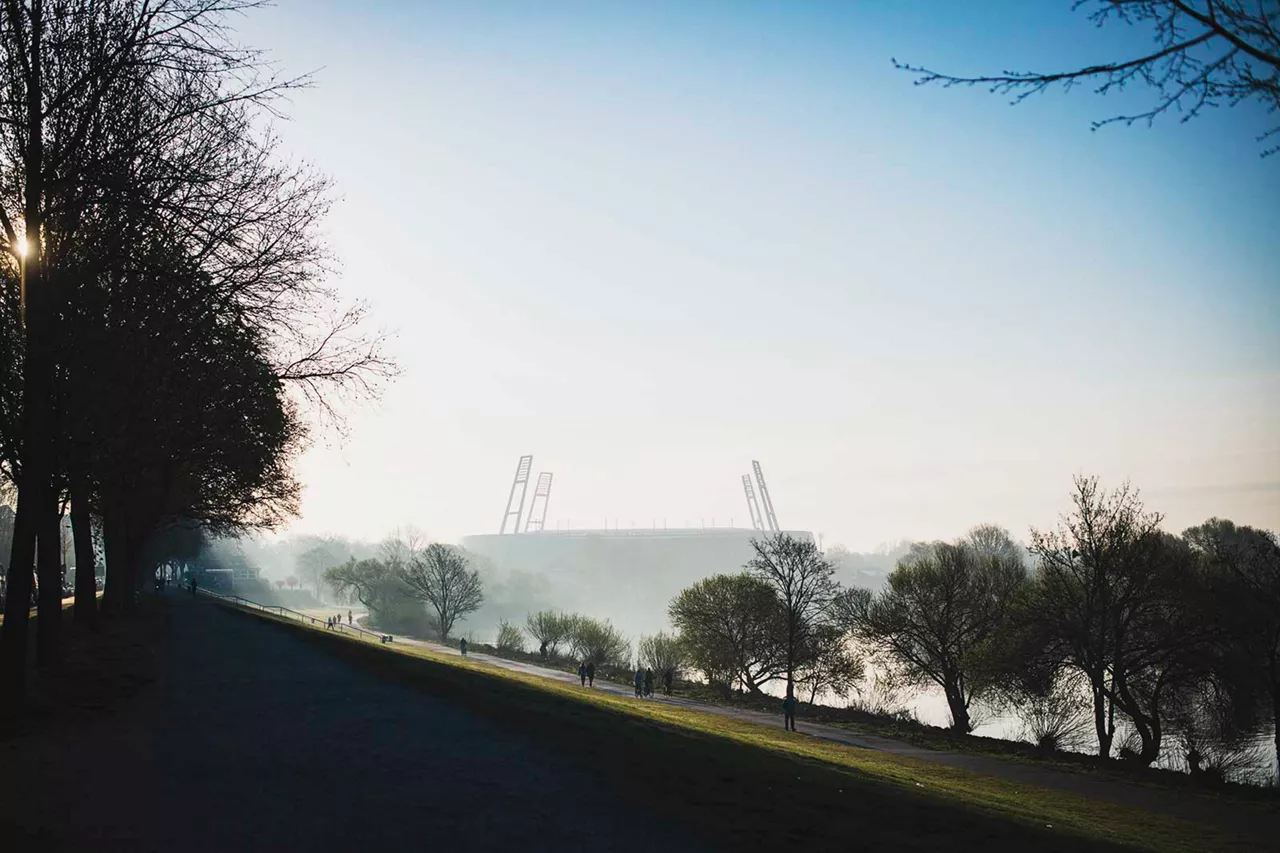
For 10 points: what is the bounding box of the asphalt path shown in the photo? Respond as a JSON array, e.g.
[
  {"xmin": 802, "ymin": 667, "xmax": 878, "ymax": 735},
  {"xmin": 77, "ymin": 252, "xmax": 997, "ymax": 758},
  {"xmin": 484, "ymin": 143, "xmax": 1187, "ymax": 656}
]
[{"xmin": 0, "ymin": 595, "xmax": 705, "ymax": 853}]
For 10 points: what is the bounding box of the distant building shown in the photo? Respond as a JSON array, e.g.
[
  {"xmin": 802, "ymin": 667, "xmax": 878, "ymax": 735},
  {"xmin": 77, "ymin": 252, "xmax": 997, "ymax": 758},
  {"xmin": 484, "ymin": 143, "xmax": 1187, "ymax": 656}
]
[{"xmin": 461, "ymin": 527, "xmax": 815, "ymax": 638}]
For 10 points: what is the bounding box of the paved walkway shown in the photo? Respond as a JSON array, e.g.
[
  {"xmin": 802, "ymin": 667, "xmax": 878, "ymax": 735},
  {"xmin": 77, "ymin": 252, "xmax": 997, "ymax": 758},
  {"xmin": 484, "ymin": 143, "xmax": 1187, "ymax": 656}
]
[
  {"xmin": 386, "ymin": 626, "xmax": 1280, "ymax": 837},
  {"xmin": 0, "ymin": 595, "xmax": 704, "ymax": 853}
]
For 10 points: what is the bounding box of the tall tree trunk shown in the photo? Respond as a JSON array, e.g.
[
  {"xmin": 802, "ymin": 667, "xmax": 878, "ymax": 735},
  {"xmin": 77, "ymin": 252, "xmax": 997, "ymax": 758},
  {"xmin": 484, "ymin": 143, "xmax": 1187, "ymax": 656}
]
[
  {"xmin": 0, "ymin": 0, "xmax": 49, "ymax": 706},
  {"xmin": 70, "ymin": 481, "xmax": 96, "ymax": 626},
  {"xmin": 944, "ymin": 680, "xmax": 972, "ymax": 733},
  {"xmin": 1092, "ymin": 683, "xmax": 1113, "ymax": 760},
  {"xmin": 101, "ymin": 501, "xmax": 128, "ymax": 615},
  {"xmin": 35, "ymin": 488, "xmax": 61, "ymax": 667},
  {"xmin": 122, "ymin": 513, "xmax": 142, "ymax": 614},
  {"xmin": 0, "ymin": 507, "xmax": 37, "ymax": 708}
]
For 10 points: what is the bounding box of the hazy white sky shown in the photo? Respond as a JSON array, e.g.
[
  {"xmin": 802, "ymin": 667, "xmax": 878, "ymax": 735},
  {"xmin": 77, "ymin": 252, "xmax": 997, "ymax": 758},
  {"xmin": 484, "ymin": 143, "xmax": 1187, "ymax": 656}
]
[{"xmin": 239, "ymin": 1, "xmax": 1278, "ymax": 551}]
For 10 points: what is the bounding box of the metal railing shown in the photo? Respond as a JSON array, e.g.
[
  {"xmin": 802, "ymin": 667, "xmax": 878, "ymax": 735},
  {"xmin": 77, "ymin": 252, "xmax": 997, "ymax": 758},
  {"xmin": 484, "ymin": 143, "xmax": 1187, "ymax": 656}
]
[{"xmin": 194, "ymin": 587, "xmax": 393, "ymax": 644}]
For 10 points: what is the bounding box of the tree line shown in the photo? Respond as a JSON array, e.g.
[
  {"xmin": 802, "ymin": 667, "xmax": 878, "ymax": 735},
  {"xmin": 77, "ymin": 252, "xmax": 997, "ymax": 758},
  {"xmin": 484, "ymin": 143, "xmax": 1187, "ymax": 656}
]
[
  {"xmin": 323, "ymin": 532, "xmax": 485, "ymax": 643},
  {"xmin": 0, "ymin": 1, "xmax": 388, "ymax": 711},
  {"xmin": 602, "ymin": 476, "xmax": 1277, "ymax": 784}
]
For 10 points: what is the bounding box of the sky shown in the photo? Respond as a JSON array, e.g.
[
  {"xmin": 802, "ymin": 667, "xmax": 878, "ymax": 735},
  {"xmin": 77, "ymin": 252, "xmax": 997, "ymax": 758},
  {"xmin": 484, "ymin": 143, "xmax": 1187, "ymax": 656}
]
[{"xmin": 236, "ymin": 1, "xmax": 1279, "ymax": 551}]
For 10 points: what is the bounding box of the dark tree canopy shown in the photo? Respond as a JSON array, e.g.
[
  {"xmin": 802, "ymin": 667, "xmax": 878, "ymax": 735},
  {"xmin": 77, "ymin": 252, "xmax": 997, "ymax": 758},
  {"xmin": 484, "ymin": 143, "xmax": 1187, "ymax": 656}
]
[
  {"xmin": 669, "ymin": 573, "xmax": 786, "ymax": 694},
  {"xmin": 845, "ymin": 536, "xmax": 1027, "ymax": 733}
]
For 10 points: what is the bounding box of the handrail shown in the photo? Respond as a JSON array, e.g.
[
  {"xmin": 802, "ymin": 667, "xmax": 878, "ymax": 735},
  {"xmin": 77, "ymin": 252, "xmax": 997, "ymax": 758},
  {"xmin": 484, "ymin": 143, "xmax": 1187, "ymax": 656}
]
[{"xmin": 193, "ymin": 587, "xmax": 392, "ymax": 643}]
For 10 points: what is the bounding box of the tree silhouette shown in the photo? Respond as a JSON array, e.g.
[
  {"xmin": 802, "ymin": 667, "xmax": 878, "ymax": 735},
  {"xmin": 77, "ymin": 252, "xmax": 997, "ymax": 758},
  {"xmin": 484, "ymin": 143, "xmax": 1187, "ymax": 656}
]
[{"xmin": 896, "ymin": 1, "xmax": 1280, "ymax": 156}]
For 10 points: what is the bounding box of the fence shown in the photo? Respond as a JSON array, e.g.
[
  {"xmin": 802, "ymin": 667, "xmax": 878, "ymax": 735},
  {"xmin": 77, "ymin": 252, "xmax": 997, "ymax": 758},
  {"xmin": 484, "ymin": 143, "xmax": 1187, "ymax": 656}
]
[{"xmin": 195, "ymin": 586, "xmax": 394, "ymax": 644}]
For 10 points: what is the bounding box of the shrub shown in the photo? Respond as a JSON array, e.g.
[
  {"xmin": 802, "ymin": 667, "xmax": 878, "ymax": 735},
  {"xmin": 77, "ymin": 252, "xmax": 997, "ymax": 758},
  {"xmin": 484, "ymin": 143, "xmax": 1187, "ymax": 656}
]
[
  {"xmin": 496, "ymin": 619, "xmax": 526, "ymax": 654},
  {"xmin": 568, "ymin": 615, "xmax": 629, "ymax": 666}
]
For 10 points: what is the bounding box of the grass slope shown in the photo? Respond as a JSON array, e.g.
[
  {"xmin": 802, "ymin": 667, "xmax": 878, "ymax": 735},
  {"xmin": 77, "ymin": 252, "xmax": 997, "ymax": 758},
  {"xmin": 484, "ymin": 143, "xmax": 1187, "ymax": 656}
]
[{"xmin": 223, "ymin": 604, "xmax": 1264, "ymax": 853}]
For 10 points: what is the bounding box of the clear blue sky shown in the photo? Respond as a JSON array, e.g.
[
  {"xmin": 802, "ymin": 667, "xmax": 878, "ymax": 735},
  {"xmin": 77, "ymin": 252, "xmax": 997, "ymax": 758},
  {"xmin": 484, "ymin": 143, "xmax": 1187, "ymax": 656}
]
[{"xmin": 238, "ymin": 1, "xmax": 1278, "ymax": 549}]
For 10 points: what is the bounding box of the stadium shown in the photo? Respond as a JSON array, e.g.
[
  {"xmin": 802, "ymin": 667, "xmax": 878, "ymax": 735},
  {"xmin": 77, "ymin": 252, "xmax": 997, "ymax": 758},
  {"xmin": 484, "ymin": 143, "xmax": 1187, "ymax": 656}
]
[{"xmin": 460, "ymin": 457, "xmax": 814, "ymax": 636}]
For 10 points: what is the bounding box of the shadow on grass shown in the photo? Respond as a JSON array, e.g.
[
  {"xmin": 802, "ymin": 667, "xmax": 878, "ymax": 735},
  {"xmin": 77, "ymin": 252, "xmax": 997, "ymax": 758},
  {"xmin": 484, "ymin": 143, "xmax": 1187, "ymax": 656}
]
[{"xmin": 236, "ymin": 607, "xmax": 1149, "ymax": 853}]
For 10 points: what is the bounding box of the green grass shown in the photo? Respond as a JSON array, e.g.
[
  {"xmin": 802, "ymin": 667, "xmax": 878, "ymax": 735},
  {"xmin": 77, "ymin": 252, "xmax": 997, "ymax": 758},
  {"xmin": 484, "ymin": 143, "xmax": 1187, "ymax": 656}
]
[{"xmin": 222, "ymin": 603, "xmax": 1272, "ymax": 852}]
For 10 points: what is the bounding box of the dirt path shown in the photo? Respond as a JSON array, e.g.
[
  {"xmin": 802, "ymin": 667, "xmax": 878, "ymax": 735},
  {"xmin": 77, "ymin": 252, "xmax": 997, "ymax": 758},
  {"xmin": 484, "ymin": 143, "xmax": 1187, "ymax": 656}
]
[
  {"xmin": 389, "ymin": 630, "xmax": 1279, "ymax": 837},
  {"xmin": 0, "ymin": 595, "xmax": 705, "ymax": 853}
]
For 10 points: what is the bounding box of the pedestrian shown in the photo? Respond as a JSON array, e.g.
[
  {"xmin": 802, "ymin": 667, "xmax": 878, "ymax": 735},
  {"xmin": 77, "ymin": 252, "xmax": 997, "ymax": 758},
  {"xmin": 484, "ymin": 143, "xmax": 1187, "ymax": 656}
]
[
  {"xmin": 540, "ymin": 640, "xmax": 548, "ymax": 660},
  {"xmin": 586, "ymin": 661, "xmax": 595, "ymax": 687},
  {"xmin": 460, "ymin": 637, "xmax": 468, "ymax": 656},
  {"xmin": 782, "ymin": 692, "xmax": 797, "ymax": 732},
  {"xmin": 644, "ymin": 668, "xmax": 654, "ymax": 698},
  {"xmin": 348, "ymin": 609, "xmax": 353, "ymax": 625},
  {"xmin": 578, "ymin": 662, "xmax": 587, "ymax": 686},
  {"xmin": 662, "ymin": 669, "xmax": 673, "ymax": 695},
  {"xmin": 190, "ymin": 577, "xmax": 198, "ymax": 597},
  {"xmin": 634, "ymin": 668, "xmax": 643, "ymax": 698}
]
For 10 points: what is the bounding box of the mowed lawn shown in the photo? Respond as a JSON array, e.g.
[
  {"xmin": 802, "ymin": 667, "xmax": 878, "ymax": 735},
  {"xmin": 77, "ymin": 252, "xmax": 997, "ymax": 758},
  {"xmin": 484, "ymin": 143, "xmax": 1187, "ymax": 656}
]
[{"xmin": 220, "ymin": 603, "xmax": 1271, "ymax": 853}]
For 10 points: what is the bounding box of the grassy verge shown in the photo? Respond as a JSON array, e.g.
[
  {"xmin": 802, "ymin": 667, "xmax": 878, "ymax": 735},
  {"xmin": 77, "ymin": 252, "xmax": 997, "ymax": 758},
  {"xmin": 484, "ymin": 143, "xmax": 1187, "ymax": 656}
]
[
  {"xmin": 666, "ymin": 683, "xmax": 1278, "ymax": 804},
  {"xmin": 218, "ymin": 602, "xmax": 1271, "ymax": 852}
]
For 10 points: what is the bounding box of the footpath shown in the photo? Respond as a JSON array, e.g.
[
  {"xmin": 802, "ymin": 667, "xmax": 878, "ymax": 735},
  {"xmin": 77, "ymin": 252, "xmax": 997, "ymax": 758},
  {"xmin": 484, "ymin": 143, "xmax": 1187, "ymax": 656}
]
[{"xmin": 381, "ymin": 626, "xmax": 1278, "ymax": 836}]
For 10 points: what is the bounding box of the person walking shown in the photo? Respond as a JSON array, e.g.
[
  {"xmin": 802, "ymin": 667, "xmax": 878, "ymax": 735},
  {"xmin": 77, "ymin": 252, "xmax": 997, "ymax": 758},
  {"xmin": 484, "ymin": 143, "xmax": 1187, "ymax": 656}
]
[
  {"xmin": 782, "ymin": 692, "xmax": 797, "ymax": 732},
  {"xmin": 643, "ymin": 668, "xmax": 654, "ymax": 698},
  {"xmin": 459, "ymin": 637, "xmax": 468, "ymax": 657},
  {"xmin": 585, "ymin": 661, "xmax": 595, "ymax": 687},
  {"xmin": 634, "ymin": 668, "xmax": 643, "ymax": 698},
  {"xmin": 578, "ymin": 662, "xmax": 587, "ymax": 686},
  {"xmin": 348, "ymin": 610, "xmax": 353, "ymax": 625}
]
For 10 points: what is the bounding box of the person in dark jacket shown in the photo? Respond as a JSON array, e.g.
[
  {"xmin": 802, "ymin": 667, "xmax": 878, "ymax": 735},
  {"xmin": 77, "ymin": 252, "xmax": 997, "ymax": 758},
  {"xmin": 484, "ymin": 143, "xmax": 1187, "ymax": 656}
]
[{"xmin": 782, "ymin": 693, "xmax": 797, "ymax": 732}]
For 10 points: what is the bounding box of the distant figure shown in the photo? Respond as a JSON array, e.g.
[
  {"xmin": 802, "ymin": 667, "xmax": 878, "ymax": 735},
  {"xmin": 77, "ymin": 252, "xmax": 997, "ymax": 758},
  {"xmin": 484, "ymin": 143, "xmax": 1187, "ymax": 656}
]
[
  {"xmin": 662, "ymin": 669, "xmax": 674, "ymax": 695},
  {"xmin": 459, "ymin": 638, "xmax": 468, "ymax": 656},
  {"xmin": 586, "ymin": 661, "xmax": 595, "ymax": 687},
  {"xmin": 540, "ymin": 640, "xmax": 548, "ymax": 660},
  {"xmin": 643, "ymin": 668, "xmax": 654, "ymax": 698},
  {"xmin": 782, "ymin": 693, "xmax": 797, "ymax": 732},
  {"xmin": 634, "ymin": 669, "xmax": 643, "ymax": 698},
  {"xmin": 190, "ymin": 577, "xmax": 198, "ymax": 596},
  {"xmin": 348, "ymin": 610, "xmax": 353, "ymax": 625},
  {"xmin": 578, "ymin": 662, "xmax": 587, "ymax": 686}
]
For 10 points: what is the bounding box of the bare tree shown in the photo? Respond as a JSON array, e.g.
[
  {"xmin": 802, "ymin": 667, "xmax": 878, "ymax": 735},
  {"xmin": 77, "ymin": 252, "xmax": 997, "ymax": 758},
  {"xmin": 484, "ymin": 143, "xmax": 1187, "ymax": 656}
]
[
  {"xmin": 896, "ymin": 1, "xmax": 1280, "ymax": 156},
  {"xmin": 746, "ymin": 533, "xmax": 839, "ymax": 703},
  {"xmin": 1030, "ymin": 475, "xmax": 1164, "ymax": 760},
  {"xmin": 400, "ymin": 543, "xmax": 483, "ymax": 642}
]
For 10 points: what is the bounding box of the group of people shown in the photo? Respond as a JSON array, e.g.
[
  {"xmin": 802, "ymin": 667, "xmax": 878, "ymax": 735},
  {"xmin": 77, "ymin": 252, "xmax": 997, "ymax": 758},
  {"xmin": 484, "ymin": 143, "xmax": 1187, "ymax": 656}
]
[
  {"xmin": 325, "ymin": 610, "xmax": 353, "ymax": 630},
  {"xmin": 576, "ymin": 661, "xmax": 596, "ymax": 687},
  {"xmin": 633, "ymin": 667, "xmax": 655, "ymax": 698}
]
